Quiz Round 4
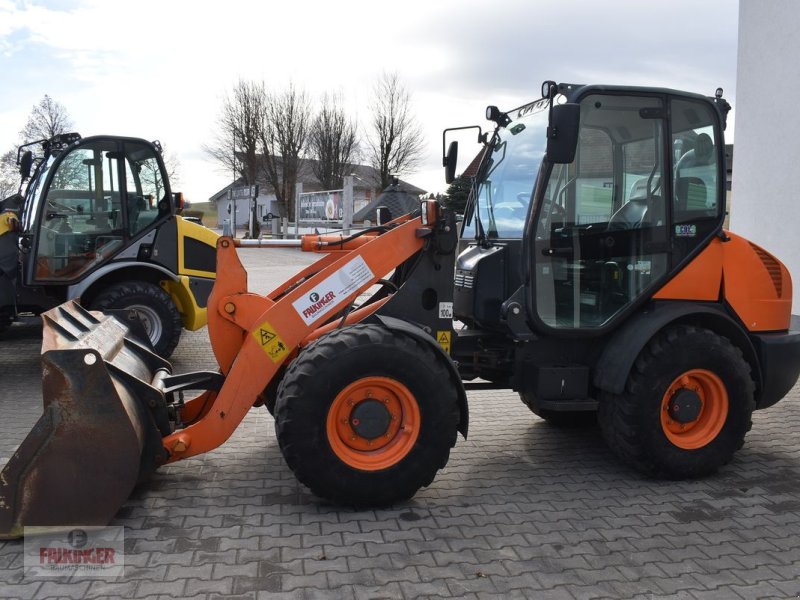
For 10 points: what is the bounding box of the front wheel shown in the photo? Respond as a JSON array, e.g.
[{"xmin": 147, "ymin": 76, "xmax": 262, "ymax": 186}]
[
  {"xmin": 598, "ymin": 325, "xmax": 755, "ymax": 478},
  {"xmin": 89, "ymin": 281, "xmax": 183, "ymax": 358},
  {"xmin": 275, "ymin": 324, "xmax": 461, "ymax": 506}
]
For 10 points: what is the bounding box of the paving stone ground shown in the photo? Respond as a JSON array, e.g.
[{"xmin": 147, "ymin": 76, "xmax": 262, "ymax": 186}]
[{"xmin": 1, "ymin": 247, "xmax": 800, "ymax": 599}]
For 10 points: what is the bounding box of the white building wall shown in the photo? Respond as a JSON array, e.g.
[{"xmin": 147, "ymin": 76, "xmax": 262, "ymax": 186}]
[{"xmin": 732, "ymin": 0, "xmax": 800, "ymax": 312}]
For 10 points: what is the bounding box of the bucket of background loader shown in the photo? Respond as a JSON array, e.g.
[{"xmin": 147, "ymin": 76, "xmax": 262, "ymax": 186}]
[{"xmin": 0, "ymin": 301, "xmax": 172, "ymax": 539}]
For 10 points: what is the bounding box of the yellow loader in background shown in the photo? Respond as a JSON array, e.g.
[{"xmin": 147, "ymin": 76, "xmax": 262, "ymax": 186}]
[{"xmin": 0, "ymin": 133, "xmax": 217, "ymax": 356}]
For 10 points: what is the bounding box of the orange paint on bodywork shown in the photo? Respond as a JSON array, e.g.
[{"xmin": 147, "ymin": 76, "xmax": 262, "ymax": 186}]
[
  {"xmin": 652, "ymin": 232, "xmax": 792, "ymax": 332},
  {"xmin": 653, "ymin": 239, "xmax": 723, "ymax": 302},
  {"xmin": 720, "ymin": 233, "xmax": 792, "ymax": 332}
]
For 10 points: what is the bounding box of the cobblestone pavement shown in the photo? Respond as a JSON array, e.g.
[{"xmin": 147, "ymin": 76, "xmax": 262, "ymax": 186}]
[{"xmin": 1, "ymin": 248, "xmax": 800, "ymax": 599}]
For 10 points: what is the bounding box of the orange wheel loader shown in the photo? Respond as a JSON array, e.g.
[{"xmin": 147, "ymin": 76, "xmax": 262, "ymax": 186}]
[{"xmin": 2, "ymin": 81, "xmax": 799, "ymax": 538}]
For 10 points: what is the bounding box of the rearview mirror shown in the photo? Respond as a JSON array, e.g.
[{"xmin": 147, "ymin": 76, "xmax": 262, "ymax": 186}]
[
  {"xmin": 19, "ymin": 151, "xmax": 33, "ymax": 181},
  {"xmin": 444, "ymin": 141, "xmax": 458, "ymax": 184},
  {"xmin": 546, "ymin": 103, "xmax": 580, "ymax": 164}
]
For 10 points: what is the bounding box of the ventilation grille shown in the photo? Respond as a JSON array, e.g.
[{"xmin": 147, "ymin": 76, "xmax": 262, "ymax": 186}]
[
  {"xmin": 749, "ymin": 242, "xmax": 783, "ymax": 297},
  {"xmin": 454, "ymin": 271, "xmax": 474, "ymax": 289}
]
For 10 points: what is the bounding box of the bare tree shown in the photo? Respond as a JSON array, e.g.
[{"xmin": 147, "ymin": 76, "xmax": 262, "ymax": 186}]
[
  {"xmin": 20, "ymin": 95, "xmax": 74, "ymax": 142},
  {"xmin": 367, "ymin": 72, "xmax": 426, "ymax": 189},
  {"xmin": 1, "ymin": 94, "xmax": 75, "ymax": 199},
  {"xmin": 205, "ymin": 81, "xmax": 312, "ymax": 223},
  {"xmin": 308, "ymin": 94, "xmax": 359, "ymax": 190},
  {"xmin": 259, "ymin": 83, "xmax": 311, "ymax": 221},
  {"xmin": 137, "ymin": 143, "xmax": 181, "ymax": 199},
  {"xmin": 0, "ymin": 150, "xmax": 19, "ymax": 200},
  {"xmin": 160, "ymin": 144, "xmax": 181, "ymax": 189},
  {"xmin": 204, "ymin": 80, "xmax": 266, "ymax": 186}
]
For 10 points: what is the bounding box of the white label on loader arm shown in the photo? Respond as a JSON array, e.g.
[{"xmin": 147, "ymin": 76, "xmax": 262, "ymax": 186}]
[{"xmin": 292, "ymin": 255, "xmax": 374, "ymax": 325}]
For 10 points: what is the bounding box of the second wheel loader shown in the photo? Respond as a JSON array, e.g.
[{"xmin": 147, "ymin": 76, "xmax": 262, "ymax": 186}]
[
  {"xmin": 1, "ymin": 81, "xmax": 799, "ymax": 538},
  {"xmin": 0, "ymin": 133, "xmax": 217, "ymax": 357}
]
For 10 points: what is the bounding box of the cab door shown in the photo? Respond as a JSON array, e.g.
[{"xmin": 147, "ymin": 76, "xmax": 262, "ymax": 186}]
[{"xmin": 531, "ymin": 93, "xmax": 670, "ymax": 331}]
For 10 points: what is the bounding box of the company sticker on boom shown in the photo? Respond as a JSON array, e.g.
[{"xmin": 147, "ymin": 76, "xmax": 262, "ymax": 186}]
[{"xmin": 292, "ymin": 256, "xmax": 374, "ymax": 325}]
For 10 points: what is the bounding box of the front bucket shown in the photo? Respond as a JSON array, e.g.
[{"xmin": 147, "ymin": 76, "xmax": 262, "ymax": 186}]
[{"xmin": 0, "ymin": 302, "xmax": 172, "ymax": 539}]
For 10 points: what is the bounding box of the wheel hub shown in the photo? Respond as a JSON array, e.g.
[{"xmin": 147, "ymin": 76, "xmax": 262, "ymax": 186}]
[
  {"xmin": 327, "ymin": 377, "xmax": 421, "ymax": 471},
  {"xmin": 126, "ymin": 303, "xmax": 161, "ymax": 343},
  {"xmin": 349, "ymin": 400, "xmax": 391, "ymax": 440},
  {"xmin": 668, "ymin": 388, "xmax": 703, "ymax": 424}
]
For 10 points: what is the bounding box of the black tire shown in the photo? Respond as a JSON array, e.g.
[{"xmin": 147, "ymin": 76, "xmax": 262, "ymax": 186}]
[
  {"xmin": 275, "ymin": 324, "xmax": 460, "ymax": 506},
  {"xmin": 260, "ymin": 365, "xmax": 285, "ymax": 417},
  {"xmin": 519, "ymin": 392, "xmax": 597, "ymax": 428},
  {"xmin": 598, "ymin": 325, "xmax": 755, "ymax": 478},
  {"xmin": 90, "ymin": 281, "xmax": 182, "ymax": 358}
]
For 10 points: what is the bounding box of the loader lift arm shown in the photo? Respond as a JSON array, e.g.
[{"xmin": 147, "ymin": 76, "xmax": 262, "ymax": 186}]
[{"xmin": 165, "ymin": 209, "xmax": 454, "ymax": 462}]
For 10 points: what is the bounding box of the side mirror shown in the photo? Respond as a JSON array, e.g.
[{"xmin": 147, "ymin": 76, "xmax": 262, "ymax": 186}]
[
  {"xmin": 546, "ymin": 103, "xmax": 580, "ymax": 164},
  {"xmin": 444, "ymin": 141, "xmax": 458, "ymax": 184},
  {"xmin": 19, "ymin": 151, "xmax": 33, "ymax": 182}
]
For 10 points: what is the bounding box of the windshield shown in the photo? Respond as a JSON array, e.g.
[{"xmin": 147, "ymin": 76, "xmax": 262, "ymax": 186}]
[{"xmin": 465, "ymin": 98, "xmax": 549, "ymax": 239}]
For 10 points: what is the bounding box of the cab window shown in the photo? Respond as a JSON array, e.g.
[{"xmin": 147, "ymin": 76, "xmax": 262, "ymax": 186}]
[
  {"xmin": 125, "ymin": 142, "xmax": 168, "ymax": 236},
  {"xmin": 670, "ymin": 98, "xmax": 721, "ymax": 263},
  {"xmin": 34, "ymin": 140, "xmax": 168, "ymax": 282},
  {"xmin": 34, "ymin": 140, "xmax": 124, "ymax": 281},
  {"xmin": 533, "ymin": 94, "xmax": 669, "ymax": 329}
]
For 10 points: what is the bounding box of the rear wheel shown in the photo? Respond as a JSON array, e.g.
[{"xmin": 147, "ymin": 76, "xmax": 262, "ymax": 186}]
[
  {"xmin": 90, "ymin": 281, "xmax": 182, "ymax": 358},
  {"xmin": 598, "ymin": 325, "xmax": 754, "ymax": 478},
  {"xmin": 275, "ymin": 324, "xmax": 460, "ymax": 506}
]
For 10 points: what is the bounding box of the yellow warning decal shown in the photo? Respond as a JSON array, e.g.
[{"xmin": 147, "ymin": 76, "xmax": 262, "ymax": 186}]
[
  {"xmin": 436, "ymin": 330, "xmax": 452, "ymax": 354},
  {"xmin": 252, "ymin": 321, "xmax": 289, "ymax": 363}
]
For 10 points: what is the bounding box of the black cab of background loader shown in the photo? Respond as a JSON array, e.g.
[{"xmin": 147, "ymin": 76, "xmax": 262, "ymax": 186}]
[
  {"xmin": 445, "ymin": 81, "xmax": 800, "ymax": 478},
  {"xmin": 0, "ymin": 133, "xmax": 218, "ymax": 356}
]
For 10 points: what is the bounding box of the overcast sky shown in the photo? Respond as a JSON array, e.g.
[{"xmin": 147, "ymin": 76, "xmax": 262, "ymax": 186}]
[{"xmin": 0, "ymin": 0, "xmax": 739, "ymax": 203}]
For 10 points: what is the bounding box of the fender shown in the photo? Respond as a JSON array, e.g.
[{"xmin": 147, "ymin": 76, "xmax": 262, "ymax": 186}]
[
  {"xmin": 593, "ymin": 300, "xmax": 762, "ymax": 399},
  {"xmin": 67, "ymin": 260, "xmax": 179, "ymax": 299},
  {"xmin": 161, "ymin": 275, "xmax": 212, "ymax": 331},
  {"xmin": 372, "ymin": 314, "xmax": 469, "ymax": 438}
]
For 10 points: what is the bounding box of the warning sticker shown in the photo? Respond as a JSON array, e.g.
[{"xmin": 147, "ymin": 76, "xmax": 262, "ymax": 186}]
[
  {"xmin": 252, "ymin": 321, "xmax": 289, "ymax": 363},
  {"xmin": 292, "ymin": 255, "xmax": 375, "ymax": 325},
  {"xmin": 436, "ymin": 330, "xmax": 452, "ymax": 354}
]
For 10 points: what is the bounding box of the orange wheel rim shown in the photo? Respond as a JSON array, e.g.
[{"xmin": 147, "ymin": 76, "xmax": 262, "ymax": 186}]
[
  {"xmin": 326, "ymin": 377, "xmax": 420, "ymax": 471},
  {"xmin": 660, "ymin": 369, "xmax": 728, "ymax": 450}
]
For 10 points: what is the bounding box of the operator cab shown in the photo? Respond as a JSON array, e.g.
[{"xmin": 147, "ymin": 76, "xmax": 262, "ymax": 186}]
[
  {"xmin": 20, "ymin": 135, "xmax": 174, "ymax": 285},
  {"xmin": 450, "ymin": 83, "xmax": 727, "ymax": 336}
]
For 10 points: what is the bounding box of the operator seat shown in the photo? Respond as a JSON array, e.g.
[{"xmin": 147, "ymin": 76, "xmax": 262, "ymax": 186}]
[
  {"xmin": 607, "ymin": 176, "xmax": 660, "ymax": 230},
  {"xmin": 674, "ymin": 133, "xmax": 714, "ymax": 215},
  {"xmin": 675, "ymin": 133, "xmax": 714, "ymax": 173},
  {"xmin": 606, "ymin": 198, "xmax": 649, "ymax": 230},
  {"xmin": 127, "ymin": 195, "xmax": 146, "ymax": 235}
]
